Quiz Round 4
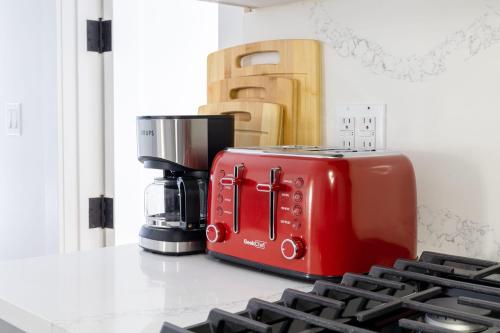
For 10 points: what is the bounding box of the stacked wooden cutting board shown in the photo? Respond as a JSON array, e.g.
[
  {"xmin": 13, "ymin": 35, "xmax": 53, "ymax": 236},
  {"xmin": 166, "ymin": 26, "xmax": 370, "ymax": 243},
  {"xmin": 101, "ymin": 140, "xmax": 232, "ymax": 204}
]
[{"xmin": 198, "ymin": 39, "xmax": 323, "ymax": 147}]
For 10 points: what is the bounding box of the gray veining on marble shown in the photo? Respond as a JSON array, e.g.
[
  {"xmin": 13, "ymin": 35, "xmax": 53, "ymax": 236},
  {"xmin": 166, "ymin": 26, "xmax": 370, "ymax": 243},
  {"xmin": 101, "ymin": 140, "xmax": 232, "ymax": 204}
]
[
  {"xmin": 310, "ymin": 0, "xmax": 500, "ymax": 82},
  {"xmin": 417, "ymin": 205, "xmax": 499, "ymax": 259}
]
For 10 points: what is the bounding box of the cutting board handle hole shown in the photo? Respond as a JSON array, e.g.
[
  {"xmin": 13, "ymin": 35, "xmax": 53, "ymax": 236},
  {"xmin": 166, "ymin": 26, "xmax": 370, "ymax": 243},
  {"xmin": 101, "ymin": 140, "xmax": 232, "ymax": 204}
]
[
  {"xmin": 220, "ymin": 111, "xmax": 252, "ymax": 122},
  {"xmin": 238, "ymin": 51, "xmax": 280, "ymax": 68},
  {"xmin": 230, "ymin": 87, "xmax": 266, "ymax": 100}
]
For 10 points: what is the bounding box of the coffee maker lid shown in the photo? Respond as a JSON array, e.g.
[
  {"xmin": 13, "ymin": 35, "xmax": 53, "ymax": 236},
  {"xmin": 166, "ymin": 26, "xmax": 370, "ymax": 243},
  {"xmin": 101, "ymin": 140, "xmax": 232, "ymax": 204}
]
[{"xmin": 137, "ymin": 115, "xmax": 234, "ymax": 171}]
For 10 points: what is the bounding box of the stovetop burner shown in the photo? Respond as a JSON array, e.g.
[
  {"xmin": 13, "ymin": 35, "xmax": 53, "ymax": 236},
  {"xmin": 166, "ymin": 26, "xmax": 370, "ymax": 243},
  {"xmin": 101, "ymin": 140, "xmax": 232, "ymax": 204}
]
[
  {"xmin": 424, "ymin": 297, "xmax": 492, "ymax": 332},
  {"xmin": 160, "ymin": 251, "xmax": 500, "ymax": 333}
]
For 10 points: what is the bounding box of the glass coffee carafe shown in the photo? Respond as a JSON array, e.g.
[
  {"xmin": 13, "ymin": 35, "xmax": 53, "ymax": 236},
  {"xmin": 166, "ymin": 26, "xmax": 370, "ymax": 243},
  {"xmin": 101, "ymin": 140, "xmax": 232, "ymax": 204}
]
[{"xmin": 144, "ymin": 174, "xmax": 207, "ymax": 230}]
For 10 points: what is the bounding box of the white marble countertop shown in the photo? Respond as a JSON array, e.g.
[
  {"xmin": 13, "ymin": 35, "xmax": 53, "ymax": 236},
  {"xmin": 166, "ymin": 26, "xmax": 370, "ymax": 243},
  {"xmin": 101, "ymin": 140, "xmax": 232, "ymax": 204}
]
[{"xmin": 0, "ymin": 244, "xmax": 312, "ymax": 333}]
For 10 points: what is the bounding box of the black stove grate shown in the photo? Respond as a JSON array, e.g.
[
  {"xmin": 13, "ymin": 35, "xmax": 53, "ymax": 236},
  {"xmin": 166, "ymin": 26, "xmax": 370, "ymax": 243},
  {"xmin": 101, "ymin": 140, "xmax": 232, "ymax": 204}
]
[
  {"xmin": 396, "ymin": 252, "xmax": 500, "ymax": 287},
  {"xmin": 160, "ymin": 252, "xmax": 500, "ymax": 333}
]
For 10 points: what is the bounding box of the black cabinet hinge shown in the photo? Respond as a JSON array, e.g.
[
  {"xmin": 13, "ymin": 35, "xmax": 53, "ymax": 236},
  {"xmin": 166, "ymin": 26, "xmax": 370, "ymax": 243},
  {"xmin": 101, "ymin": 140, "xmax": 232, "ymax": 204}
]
[
  {"xmin": 87, "ymin": 18, "xmax": 112, "ymax": 53},
  {"xmin": 89, "ymin": 196, "xmax": 114, "ymax": 229}
]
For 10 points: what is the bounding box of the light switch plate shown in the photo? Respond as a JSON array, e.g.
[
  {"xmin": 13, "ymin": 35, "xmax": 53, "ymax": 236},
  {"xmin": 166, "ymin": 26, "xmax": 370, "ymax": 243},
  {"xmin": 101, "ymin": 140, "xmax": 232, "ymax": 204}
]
[
  {"xmin": 5, "ymin": 103, "xmax": 22, "ymax": 136},
  {"xmin": 335, "ymin": 104, "xmax": 386, "ymax": 150}
]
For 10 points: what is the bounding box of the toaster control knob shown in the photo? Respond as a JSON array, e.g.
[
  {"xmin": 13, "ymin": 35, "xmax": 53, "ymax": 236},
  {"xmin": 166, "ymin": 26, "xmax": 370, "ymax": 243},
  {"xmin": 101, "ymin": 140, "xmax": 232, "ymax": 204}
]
[
  {"xmin": 206, "ymin": 223, "xmax": 225, "ymax": 243},
  {"xmin": 281, "ymin": 238, "xmax": 305, "ymax": 260}
]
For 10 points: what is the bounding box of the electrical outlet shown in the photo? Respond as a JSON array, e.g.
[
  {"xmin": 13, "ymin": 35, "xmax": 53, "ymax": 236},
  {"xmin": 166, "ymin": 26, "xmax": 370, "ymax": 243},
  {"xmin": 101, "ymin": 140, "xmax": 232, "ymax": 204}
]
[
  {"xmin": 340, "ymin": 136, "xmax": 355, "ymax": 149},
  {"xmin": 360, "ymin": 116, "xmax": 375, "ymax": 132},
  {"xmin": 337, "ymin": 116, "xmax": 355, "ymax": 149},
  {"xmin": 358, "ymin": 136, "xmax": 375, "ymax": 150},
  {"xmin": 341, "ymin": 116, "xmax": 355, "ymax": 131},
  {"xmin": 336, "ymin": 104, "xmax": 386, "ymax": 150}
]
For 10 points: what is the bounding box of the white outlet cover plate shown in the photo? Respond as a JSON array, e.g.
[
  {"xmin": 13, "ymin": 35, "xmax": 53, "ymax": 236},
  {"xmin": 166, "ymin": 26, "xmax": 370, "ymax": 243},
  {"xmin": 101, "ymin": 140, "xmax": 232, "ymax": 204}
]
[{"xmin": 335, "ymin": 104, "xmax": 386, "ymax": 149}]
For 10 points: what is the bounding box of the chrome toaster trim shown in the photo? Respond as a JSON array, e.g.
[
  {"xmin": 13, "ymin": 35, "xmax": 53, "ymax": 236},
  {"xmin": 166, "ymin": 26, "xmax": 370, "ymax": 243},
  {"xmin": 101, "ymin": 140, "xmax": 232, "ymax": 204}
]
[{"xmin": 225, "ymin": 146, "xmax": 398, "ymax": 159}]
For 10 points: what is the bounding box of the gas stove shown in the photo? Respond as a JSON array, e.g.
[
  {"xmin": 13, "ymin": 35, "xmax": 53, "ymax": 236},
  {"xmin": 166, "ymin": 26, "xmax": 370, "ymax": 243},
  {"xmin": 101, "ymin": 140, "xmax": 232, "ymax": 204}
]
[{"xmin": 161, "ymin": 251, "xmax": 500, "ymax": 333}]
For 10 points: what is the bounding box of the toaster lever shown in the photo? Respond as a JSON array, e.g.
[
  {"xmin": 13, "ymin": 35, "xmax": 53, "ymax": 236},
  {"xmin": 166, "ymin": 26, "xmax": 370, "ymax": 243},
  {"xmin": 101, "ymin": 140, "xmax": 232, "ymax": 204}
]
[
  {"xmin": 256, "ymin": 184, "xmax": 280, "ymax": 192},
  {"xmin": 220, "ymin": 177, "xmax": 240, "ymax": 186},
  {"xmin": 220, "ymin": 164, "xmax": 244, "ymax": 234},
  {"xmin": 256, "ymin": 167, "xmax": 281, "ymax": 241}
]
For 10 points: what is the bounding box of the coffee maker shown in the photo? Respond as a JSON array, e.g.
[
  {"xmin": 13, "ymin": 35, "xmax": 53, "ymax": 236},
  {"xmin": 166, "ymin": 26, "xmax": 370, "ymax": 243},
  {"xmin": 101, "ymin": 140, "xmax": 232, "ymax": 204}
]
[{"xmin": 136, "ymin": 115, "xmax": 234, "ymax": 255}]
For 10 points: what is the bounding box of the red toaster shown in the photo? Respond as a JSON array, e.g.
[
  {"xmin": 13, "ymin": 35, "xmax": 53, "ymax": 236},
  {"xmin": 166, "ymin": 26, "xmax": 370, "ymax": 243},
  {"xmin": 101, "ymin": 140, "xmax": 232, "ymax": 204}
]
[{"xmin": 206, "ymin": 146, "xmax": 417, "ymax": 280}]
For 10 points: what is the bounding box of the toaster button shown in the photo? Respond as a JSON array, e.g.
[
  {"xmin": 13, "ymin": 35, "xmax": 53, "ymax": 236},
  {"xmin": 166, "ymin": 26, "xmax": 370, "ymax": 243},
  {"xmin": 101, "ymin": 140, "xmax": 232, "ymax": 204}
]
[
  {"xmin": 281, "ymin": 238, "xmax": 305, "ymax": 260},
  {"xmin": 292, "ymin": 205, "xmax": 302, "ymax": 216},
  {"xmin": 294, "ymin": 177, "xmax": 304, "ymax": 188},
  {"xmin": 293, "ymin": 191, "xmax": 303, "ymax": 202}
]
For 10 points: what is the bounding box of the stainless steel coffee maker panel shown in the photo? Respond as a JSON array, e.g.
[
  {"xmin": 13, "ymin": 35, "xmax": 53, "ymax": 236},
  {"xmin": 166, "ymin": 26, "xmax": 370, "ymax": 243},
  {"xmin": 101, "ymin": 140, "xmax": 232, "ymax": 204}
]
[{"xmin": 137, "ymin": 117, "xmax": 209, "ymax": 170}]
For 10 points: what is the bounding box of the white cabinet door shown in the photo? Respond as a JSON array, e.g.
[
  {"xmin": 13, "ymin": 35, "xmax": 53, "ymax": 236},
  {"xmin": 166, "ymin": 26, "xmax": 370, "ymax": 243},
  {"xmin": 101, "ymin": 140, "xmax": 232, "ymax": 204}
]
[
  {"xmin": 59, "ymin": 0, "xmax": 107, "ymax": 251},
  {"xmin": 103, "ymin": 0, "xmax": 115, "ymax": 247}
]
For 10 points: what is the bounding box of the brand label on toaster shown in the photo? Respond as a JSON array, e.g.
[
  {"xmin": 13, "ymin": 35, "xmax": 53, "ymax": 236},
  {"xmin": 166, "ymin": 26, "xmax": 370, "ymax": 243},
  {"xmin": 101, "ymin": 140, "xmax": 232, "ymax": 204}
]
[
  {"xmin": 243, "ymin": 239, "xmax": 266, "ymax": 250},
  {"xmin": 140, "ymin": 129, "xmax": 155, "ymax": 136}
]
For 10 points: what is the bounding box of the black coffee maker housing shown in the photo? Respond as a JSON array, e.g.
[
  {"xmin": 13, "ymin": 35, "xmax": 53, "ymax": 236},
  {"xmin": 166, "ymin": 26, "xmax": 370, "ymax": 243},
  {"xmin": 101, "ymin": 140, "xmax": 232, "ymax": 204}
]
[{"xmin": 137, "ymin": 115, "xmax": 234, "ymax": 255}]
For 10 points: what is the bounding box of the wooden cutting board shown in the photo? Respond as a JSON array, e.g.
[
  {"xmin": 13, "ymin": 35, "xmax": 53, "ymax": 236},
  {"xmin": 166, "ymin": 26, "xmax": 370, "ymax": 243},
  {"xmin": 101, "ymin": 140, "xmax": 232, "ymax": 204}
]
[
  {"xmin": 208, "ymin": 76, "xmax": 296, "ymax": 145},
  {"xmin": 198, "ymin": 101, "xmax": 283, "ymax": 147},
  {"xmin": 207, "ymin": 39, "xmax": 322, "ymax": 145}
]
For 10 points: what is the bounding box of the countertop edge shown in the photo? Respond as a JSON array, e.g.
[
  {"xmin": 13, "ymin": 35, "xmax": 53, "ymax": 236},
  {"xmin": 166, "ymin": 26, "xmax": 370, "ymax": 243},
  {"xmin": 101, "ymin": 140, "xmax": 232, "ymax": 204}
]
[{"xmin": 0, "ymin": 297, "xmax": 68, "ymax": 333}]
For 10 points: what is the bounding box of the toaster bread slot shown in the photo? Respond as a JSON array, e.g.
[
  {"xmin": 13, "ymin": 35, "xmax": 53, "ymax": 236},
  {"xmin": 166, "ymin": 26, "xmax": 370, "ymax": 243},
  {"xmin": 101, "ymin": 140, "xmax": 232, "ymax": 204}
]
[
  {"xmin": 256, "ymin": 167, "xmax": 281, "ymax": 241},
  {"xmin": 220, "ymin": 164, "xmax": 245, "ymax": 234}
]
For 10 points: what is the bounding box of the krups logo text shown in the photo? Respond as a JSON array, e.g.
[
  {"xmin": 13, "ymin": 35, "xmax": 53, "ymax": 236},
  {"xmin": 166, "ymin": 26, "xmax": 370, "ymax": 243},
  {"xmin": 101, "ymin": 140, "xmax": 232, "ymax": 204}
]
[
  {"xmin": 243, "ymin": 239, "xmax": 266, "ymax": 250},
  {"xmin": 140, "ymin": 130, "xmax": 155, "ymax": 136}
]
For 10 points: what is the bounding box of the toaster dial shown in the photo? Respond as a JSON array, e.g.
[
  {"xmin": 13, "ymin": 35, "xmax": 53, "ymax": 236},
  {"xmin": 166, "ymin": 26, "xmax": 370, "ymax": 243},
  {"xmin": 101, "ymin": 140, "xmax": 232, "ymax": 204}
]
[
  {"xmin": 206, "ymin": 223, "xmax": 225, "ymax": 243},
  {"xmin": 281, "ymin": 237, "xmax": 305, "ymax": 260}
]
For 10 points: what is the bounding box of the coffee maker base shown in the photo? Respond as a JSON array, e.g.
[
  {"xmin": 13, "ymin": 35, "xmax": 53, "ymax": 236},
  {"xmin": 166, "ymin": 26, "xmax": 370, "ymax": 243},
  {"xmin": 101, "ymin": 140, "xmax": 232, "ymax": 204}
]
[
  {"xmin": 139, "ymin": 225, "xmax": 206, "ymax": 255},
  {"xmin": 139, "ymin": 237, "xmax": 205, "ymax": 255}
]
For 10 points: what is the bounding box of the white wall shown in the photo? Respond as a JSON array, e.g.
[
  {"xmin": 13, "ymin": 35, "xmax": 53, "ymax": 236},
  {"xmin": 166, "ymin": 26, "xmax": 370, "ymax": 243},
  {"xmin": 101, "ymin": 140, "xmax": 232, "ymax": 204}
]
[
  {"xmin": 219, "ymin": 0, "xmax": 500, "ymax": 259},
  {"xmin": 0, "ymin": 0, "xmax": 58, "ymax": 260},
  {"xmin": 113, "ymin": 0, "xmax": 219, "ymax": 245}
]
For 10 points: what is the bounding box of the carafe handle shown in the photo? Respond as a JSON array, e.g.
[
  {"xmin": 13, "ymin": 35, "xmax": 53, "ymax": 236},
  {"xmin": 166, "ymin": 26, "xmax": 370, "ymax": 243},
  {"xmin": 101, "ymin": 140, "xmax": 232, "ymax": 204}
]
[{"xmin": 177, "ymin": 177, "xmax": 200, "ymax": 230}]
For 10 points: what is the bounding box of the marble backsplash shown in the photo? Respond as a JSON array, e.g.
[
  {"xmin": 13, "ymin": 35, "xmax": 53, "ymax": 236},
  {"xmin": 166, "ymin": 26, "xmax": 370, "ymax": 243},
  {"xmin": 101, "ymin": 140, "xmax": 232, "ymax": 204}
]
[
  {"xmin": 417, "ymin": 205, "xmax": 499, "ymax": 259},
  {"xmin": 307, "ymin": 0, "xmax": 500, "ymax": 260},
  {"xmin": 310, "ymin": 0, "xmax": 500, "ymax": 82}
]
